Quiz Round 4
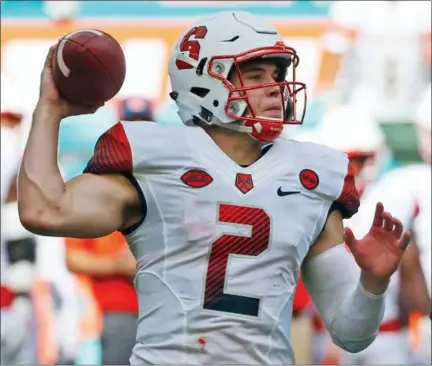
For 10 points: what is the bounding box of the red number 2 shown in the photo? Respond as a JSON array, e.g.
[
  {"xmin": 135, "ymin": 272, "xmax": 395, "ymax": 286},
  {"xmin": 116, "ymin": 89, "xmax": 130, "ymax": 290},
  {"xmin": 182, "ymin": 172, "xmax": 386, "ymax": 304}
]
[
  {"xmin": 175, "ymin": 26, "xmax": 208, "ymax": 70},
  {"xmin": 203, "ymin": 204, "xmax": 271, "ymax": 317}
]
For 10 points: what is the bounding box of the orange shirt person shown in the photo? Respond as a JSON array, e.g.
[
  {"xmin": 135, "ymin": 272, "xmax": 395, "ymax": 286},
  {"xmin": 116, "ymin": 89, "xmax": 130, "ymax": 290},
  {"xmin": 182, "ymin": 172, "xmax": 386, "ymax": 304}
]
[{"xmin": 65, "ymin": 231, "xmax": 137, "ymax": 365}]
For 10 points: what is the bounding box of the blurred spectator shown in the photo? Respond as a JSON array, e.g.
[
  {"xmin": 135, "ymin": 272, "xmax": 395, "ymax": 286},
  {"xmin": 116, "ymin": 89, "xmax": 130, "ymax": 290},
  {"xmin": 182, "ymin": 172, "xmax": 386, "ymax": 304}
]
[
  {"xmin": 65, "ymin": 232, "xmax": 138, "ymax": 365},
  {"xmin": 1, "ymin": 202, "xmax": 62, "ymax": 366},
  {"xmin": 118, "ymin": 96, "xmax": 154, "ymax": 122},
  {"xmin": 42, "ymin": 0, "xmax": 81, "ymax": 23}
]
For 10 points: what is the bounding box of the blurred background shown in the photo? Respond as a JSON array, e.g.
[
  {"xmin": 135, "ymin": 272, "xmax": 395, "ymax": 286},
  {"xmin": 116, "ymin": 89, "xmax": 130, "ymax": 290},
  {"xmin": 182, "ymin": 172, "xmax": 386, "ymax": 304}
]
[{"xmin": 1, "ymin": 1, "xmax": 430, "ymax": 365}]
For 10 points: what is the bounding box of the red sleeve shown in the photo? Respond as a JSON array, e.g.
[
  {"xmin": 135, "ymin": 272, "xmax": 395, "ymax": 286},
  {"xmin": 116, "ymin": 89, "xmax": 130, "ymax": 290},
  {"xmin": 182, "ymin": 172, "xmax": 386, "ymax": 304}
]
[
  {"xmin": 332, "ymin": 160, "xmax": 360, "ymax": 219},
  {"xmin": 84, "ymin": 122, "xmax": 133, "ymax": 174}
]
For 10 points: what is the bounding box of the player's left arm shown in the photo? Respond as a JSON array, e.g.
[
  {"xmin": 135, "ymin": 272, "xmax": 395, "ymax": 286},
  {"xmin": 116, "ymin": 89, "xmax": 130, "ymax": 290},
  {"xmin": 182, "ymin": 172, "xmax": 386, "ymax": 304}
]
[
  {"xmin": 301, "ymin": 163, "xmax": 408, "ymax": 353},
  {"xmin": 302, "ymin": 213, "xmax": 385, "ymax": 353}
]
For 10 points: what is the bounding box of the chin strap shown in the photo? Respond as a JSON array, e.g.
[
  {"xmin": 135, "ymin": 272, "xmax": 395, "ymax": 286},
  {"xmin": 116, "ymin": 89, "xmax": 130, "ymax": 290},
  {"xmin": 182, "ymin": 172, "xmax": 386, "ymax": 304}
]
[
  {"xmin": 210, "ymin": 117, "xmax": 283, "ymax": 142},
  {"xmin": 245, "ymin": 120, "xmax": 284, "ymax": 142}
]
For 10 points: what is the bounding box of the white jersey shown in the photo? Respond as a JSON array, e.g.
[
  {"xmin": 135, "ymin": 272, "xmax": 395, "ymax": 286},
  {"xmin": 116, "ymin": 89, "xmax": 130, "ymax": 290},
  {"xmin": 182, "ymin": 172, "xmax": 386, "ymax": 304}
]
[
  {"xmin": 85, "ymin": 122, "xmax": 359, "ymax": 365},
  {"xmin": 326, "ymin": 1, "xmax": 431, "ymax": 122},
  {"xmin": 349, "ymin": 164, "xmax": 431, "ymax": 323}
]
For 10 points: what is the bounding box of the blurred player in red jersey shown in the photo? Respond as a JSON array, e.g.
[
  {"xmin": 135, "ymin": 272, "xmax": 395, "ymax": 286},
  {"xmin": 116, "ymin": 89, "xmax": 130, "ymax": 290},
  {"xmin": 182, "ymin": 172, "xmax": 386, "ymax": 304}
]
[
  {"xmin": 19, "ymin": 11, "xmax": 411, "ymax": 365},
  {"xmin": 340, "ymin": 86, "xmax": 431, "ymax": 365},
  {"xmin": 306, "ymin": 105, "xmax": 430, "ymax": 365},
  {"xmin": 309, "ymin": 105, "xmax": 387, "ymax": 364}
]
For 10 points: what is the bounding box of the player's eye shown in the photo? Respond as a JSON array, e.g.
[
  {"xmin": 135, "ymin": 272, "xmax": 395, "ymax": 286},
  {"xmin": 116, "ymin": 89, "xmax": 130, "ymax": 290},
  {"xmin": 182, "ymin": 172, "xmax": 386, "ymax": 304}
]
[{"xmin": 250, "ymin": 74, "xmax": 263, "ymax": 82}]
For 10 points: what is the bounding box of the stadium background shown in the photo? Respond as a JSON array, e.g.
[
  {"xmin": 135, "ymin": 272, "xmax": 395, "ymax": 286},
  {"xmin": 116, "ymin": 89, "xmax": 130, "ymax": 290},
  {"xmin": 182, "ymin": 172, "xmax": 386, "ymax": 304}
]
[
  {"xmin": 2, "ymin": 1, "xmax": 425, "ymax": 177},
  {"xmin": 1, "ymin": 1, "xmax": 430, "ymax": 365},
  {"xmin": 1, "ymin": 1, "xmax": 335, "ymax": 179}
]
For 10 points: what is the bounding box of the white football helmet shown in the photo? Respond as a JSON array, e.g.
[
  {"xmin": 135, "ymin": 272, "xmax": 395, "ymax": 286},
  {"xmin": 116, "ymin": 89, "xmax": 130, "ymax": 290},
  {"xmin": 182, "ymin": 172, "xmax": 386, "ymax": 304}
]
[
  {"xmin": 317, "ymin": 105, "xmax": 385, "ymax": 155},
  {"xmin": 316, "ymin": 104, "xmax": 386, "ymax": 192},
  {"xmin": 168, "ymin": 11, "xmax": 307, "ymax": 142}
]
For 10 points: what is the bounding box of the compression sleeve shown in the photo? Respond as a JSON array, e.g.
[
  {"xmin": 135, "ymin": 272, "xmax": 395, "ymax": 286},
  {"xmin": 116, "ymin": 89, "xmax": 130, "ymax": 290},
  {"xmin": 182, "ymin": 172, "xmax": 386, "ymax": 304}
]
[{"xmin": 302, "ymin": 244, "xmax": 385, "ymax": 353}]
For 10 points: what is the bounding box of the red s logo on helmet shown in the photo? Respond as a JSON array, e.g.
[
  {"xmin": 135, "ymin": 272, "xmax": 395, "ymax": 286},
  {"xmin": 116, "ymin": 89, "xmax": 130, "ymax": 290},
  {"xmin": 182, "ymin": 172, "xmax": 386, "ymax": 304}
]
[{"xmin": 176, "ymin": 26, "xmax": 208, "ymax": 70}]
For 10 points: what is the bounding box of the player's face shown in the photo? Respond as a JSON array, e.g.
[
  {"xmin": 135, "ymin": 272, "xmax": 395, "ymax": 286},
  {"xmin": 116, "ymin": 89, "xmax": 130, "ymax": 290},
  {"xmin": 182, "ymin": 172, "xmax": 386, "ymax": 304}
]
[{"xmin": 229, "ymin": 60, "xmax": 284, "ymax": 120}]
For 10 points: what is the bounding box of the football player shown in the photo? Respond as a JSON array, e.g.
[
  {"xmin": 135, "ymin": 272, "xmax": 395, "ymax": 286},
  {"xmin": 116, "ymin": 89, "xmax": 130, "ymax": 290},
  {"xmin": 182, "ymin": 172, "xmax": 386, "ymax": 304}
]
[
  {"xmin": 18, "ymin": 11, "xmax": 411, "ymax": 364},
  {"xmin": 312, "ymin": 105, "xmax": 430, "ymax": 365},
  {"xmin": 340, "ymin": 84, "xmax": 431, "ymax": 365},
  {"xmin": 305, "ymin": 105, "xmax": 387, "ymax": 364}
]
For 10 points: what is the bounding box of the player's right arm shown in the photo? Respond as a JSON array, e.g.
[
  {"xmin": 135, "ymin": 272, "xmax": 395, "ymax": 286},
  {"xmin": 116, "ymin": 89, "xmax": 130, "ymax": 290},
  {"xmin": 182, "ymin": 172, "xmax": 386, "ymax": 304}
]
[
  {"xmin": 18, "ymin": 104, "xmax": 141, "ymax": 238},
  {"xmin": 18, "ymin": 46, "xmax": 142, "ymax": 238}
]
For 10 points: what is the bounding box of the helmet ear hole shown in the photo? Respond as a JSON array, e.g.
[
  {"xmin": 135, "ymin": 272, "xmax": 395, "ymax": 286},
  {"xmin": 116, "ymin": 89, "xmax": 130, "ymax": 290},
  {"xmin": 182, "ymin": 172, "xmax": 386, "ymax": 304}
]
[{"xmin": 190, "ymin": 87, "xmax": 210, "ymax": 98}]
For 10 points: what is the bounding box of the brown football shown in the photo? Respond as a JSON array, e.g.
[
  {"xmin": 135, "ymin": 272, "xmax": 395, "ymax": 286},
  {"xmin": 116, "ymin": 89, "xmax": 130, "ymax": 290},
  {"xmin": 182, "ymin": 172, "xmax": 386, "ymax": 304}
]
[{"xmin": 52, "ymin": 28, "xmax": 126, "ymax": 106}]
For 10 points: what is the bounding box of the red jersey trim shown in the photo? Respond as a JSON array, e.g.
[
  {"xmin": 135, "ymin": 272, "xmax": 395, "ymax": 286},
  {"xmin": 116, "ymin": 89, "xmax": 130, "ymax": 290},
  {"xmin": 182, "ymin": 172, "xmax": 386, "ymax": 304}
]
[
  {"xmin": 333, "ymin": 160, "xmax": 360, "ymax": 219},
  {"xmin": 84, "ymin": 122, "xmax": 133, "ymax": 174}
]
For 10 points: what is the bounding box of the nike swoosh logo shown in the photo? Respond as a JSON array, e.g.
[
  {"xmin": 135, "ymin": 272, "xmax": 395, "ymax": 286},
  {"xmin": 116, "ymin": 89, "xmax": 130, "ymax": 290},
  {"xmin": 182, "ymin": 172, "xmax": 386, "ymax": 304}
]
[{"xmin": 277, "ymin": 187, "xmax": 301, "ymax": 197}]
